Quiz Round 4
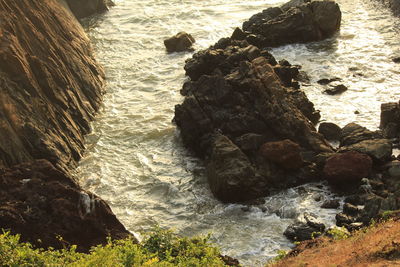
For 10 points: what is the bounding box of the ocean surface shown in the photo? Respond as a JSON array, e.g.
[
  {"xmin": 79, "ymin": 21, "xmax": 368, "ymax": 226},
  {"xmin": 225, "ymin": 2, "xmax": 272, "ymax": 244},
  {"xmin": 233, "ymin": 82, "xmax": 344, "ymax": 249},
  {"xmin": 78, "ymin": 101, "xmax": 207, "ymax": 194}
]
[{"xmin": 78, "ymin": 0, "xmax": 400, "ymax": 265}]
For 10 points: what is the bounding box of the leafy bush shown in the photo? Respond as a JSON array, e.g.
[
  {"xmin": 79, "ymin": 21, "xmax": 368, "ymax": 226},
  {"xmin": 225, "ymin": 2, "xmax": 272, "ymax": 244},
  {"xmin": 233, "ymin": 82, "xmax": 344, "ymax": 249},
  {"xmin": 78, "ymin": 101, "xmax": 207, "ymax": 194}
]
[{"xmin": 0, "ymin": 228, "xmax": 228, "ymax": 267}]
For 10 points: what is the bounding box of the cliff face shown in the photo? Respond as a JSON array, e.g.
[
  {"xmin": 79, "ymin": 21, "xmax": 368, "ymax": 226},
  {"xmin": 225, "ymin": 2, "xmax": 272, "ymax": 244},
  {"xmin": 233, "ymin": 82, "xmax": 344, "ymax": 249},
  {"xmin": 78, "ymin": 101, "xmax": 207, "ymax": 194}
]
[
  {"xmin": 0, "ymin": 0, "xmax": 104, "ymax": 172},
  {"xmin": 0, "ymin": 0, "xmax": 131, "ymax": 250}
]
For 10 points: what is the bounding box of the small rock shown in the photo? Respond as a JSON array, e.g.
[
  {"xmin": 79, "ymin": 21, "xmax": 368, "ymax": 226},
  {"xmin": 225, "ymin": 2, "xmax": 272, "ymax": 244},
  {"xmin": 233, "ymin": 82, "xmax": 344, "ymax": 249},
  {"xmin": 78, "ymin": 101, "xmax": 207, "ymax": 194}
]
[
  {"xmin": 321, "ymin": 199, "xmax": 340, "ymax": 209},
  {"xmin": 231, "ymin": 27, "xmax": 247, "ymax": 40},
  {"xmin": 323, "ymin": 151, "xmax": 372, "ymax": 187},
  {"xmin": 392, "ymin": 56, "xmax": 400, "ymax": 63},
  {"xmin": 324, "ymin": 84, "xmax": 348, "ymax": 95},
  {"xmin": 343, "ymin": 203, "xmax": 362, "ymax": 216},
  {"xmin": 317, "ymin": 77, "xmax": 341, "ymax": 85},
  {"xmin": 164, "ymin": 32, "xmax": 195, "ymax": 53},
  {"xmin": 284, "ymin": 214, "xmax": 325, "ymax": 241},
  {"xmin": 318, "ymin": 122, "xmax": 341, "ymax": 141}
]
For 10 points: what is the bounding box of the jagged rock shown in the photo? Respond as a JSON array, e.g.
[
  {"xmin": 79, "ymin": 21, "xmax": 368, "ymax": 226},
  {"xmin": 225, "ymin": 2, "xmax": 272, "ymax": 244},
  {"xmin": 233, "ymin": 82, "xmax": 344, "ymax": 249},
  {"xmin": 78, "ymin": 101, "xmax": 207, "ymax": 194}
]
[
  {"xmin": 259, "ymin": 139, "xmax": 303, "ymax": 170},
  {"xmin": 284, "ymin": 213, "xmax": 325, "ymax": 241},
  {"xmin": 206, "ymin": 134, "xmax": 262, "ymax": 202},
  {"xmin": 318, "ymin": 122, "xmax": 341, "ymax": 141},
  {"xmin": 0, "ymin": 160, "xmax": 132, "ymax": 252},
  {"xmin": 323, "ymin": 151, "xmax": 372, "ymax": 187},
  {"xmin": 380, "ymin": 101, "xmax": 400, "ymax": 138},
  {"xmin": 242, "ymin": 0, "xmax": 341, "ymax": 47},
  {"xmin": 340, "ymin": 139, "xmax": 392, "ymax": 162},
  {"xmin": 65, "ymin": 0, "xmax": 115, "ymax": 19},
  {"xmin": 321, "ymin": 199, "xmax": 340, "ymax": 209},
  {"xmin": 340, "ymin": 123, "xmax": 383, "ymax": 147},
  {"xmin": 164, "ymin": 32, "xmax": 195, "ymax": 53}
]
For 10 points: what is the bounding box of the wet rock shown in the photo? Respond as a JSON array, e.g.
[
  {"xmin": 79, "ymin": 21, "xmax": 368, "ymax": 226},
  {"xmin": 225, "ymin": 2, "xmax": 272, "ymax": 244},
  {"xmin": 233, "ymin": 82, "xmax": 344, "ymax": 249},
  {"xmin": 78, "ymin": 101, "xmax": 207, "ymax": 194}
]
[
  {"xmin": 343, "ymin": 203, "xmax": 362, "ymax": 216},
  {"xmin": 324, "ymin": 84, "xmax": 348, "ymax": 95},
  {"xmin": 242, "ymin": 0, "xmax": 341, "ymax": 47},
  {"xmin": 321, "ymin": 199, "xmax": 340, "ymax": 209},
  {"xmin": 323, "ymin": 151, "xmax": 372, "ymax": 187},
  {"xmin": 259, "ymin": 139, "xmax": 303, "ymax": 170},
  {"xmin": 206, "ymin": 134, "xmax": 262, "ymax": 202},
  {"xmin": 392, "ymin": 56, "xmax": 400, "ymax": 63},
  {"xmin": 231, "ymin": 27, "xmax": 247, "ymax": 40},
  {"xmin": 0, "ymin": 160, "xmax": 132, "ymax": 252},
  {"xmin": 340, "ymin": 139, "xmax": 392, "ymax": 162},
  {"xmin": 318, "ymin": 122, "xmax": 341, "ymax": 141},
  {"xmin": 340, "ymin": 123, "xmax": 383, "ymax": 147},
  {"xmin": 65, "ymin": 0, "xmax": 114, "ymax": 19},
  {"xmin": 380, "ymin": 101, "xmax": 400, "ymax": 138},
  {"xmin": 336, "ymin": 212, "xmax": 355, "ymax": 227},
  {"xmin": 284, "ymin": 214, "xmax": 325, "ymax": 241},
  {"xmin": 317, "ymin": 77, "xmax": 341, "ymax": 85},
  {"xmin": 164, "ymin": 32, "xmax": 195, "ymax": 53}
]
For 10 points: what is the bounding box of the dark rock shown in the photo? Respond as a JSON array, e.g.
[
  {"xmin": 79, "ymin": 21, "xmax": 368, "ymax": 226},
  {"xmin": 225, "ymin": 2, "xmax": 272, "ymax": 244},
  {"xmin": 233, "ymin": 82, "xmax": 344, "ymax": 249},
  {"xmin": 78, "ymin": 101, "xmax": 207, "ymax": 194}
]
[
  {"xmin": 206, "ymin": 134, "xmax": 262, "ymax": 202},
  {"xmin": 284, "ymin": 213, "xmax": 325, "ymax": 241},
  {"xmin": 360, "ymin": 195, "xmax": 383, "ymax": 223},
  {"xmin": 323, "ymin": 151, "xmax": 372, "ymax": 187},
  {"xmin": 317, "ymin": 77, "xmax": 341, "ymax": 85},
  {"xmin": 336, "ymin": 212, "xmax": 355, "ymax": 227},
  {"xmin": 318, "ymin": 122, "xmax": 341, "ymax": 141},
  {"xmin": 340, "ymin": 123, "xmax": 383, "ymax": 147},
  {"xmin": 321, "ymin": 199, "xmax": 340, "ymax": 209},
  {"xmin": 242, "ymin": 1, "xmax": 341, "ymax": 47},
  {"xmin": 259, "ymin": 139, "xmax": 303, "ymax": 170},
  {"xmin": 66, "ymin": 0, "xmax": 114, "ymax": 19},
  {"xmin": 0, "ymin": 160, "xmax": 132, "ymax": 252},
  {"xmin": 343, "ymin": 203, "xmax": 362, "ymax": 216},
  {"xmin": 340, "ymin": 139, "xmax": 392, "ymax": 163},
  {"xmin": 345, "ymin": 194, "xmax": 365, "ymax": 206},
  {"xmin": 324, "ymin": 84, "xmax": 348, "ymax": 95},
  {"xmin": 220, "ymin": 255, "xmax": 240, "ymax": 266},
  {"xmin": 164, "ymin": 32, "xmax": 195, "ymax": 53},
  {"xmin": 392, "ymin": 56, "xmax": 400, "ymax": 63},
  {"xmin": 380, "ymin": 101, "xmax": 400, "ymax": 138},
  {"xmin": 231, "ymin": 27, "xmax": 247, "ymax": 40},
  {"xmin": 235, "ymin": 133, "xmax": 266, "ymax": 153}
]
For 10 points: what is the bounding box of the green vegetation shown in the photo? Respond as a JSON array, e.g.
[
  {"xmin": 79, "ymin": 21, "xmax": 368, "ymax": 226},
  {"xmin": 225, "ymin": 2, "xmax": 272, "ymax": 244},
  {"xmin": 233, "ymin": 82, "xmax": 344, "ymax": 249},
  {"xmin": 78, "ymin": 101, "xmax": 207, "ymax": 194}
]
[
  {"xmin": 325, "ymin": 227, "xmax": 350, "ymax": 240},
  {"xmin": 0, "ymin": 228, "xmax": 228, "ymax": 267}
]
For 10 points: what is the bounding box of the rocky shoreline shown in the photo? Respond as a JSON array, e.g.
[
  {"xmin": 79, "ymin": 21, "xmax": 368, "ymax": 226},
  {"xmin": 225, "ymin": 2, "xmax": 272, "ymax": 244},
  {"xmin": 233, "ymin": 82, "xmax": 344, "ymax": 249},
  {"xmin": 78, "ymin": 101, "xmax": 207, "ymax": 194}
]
[
  {"xmin": 175, "ymin": 0, "xmax": 400, "ymax": 243},
  {"xmin": 0, "ymin": 0, "xmax": 133, "ymax": 251}
]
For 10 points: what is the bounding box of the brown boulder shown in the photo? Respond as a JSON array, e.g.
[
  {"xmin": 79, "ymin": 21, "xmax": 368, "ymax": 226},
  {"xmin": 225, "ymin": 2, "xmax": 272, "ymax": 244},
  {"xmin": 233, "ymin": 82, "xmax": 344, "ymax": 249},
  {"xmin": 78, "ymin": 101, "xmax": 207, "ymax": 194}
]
[
  {"xmin": 323, "ymin": 151, "xmax": 372, "ymax": 187},
  {"xmin": 164, "ymin": 32, "xmax": 195, "ymax": 53},
  {"xmin": 259, "ymin": 139, "xmax": 303, "ymax": 169}
]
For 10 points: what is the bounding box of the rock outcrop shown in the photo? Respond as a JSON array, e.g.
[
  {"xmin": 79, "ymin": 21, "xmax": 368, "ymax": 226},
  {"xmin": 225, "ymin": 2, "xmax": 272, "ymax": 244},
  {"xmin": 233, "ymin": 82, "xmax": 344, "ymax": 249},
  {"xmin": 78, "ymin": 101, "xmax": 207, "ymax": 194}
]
[
  {"xmin": 174, "ymin": 1, "xmax": 340, "ymax": 201},
  {"xmin": 0, "ymin": 160, "xmax": 130, "ymax": 252},
  {"xmin": 241, "ymin": 0, "xmax": 341, "ymax": 47},
  {"xmin": 0, "ymin": 0, "xmax": 131, "ymax": 250}
]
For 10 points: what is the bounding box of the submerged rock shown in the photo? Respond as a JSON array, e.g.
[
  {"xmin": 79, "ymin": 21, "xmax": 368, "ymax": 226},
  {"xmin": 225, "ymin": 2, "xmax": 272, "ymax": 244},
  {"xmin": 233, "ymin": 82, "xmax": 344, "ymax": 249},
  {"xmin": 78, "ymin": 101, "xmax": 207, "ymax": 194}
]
[
  {"xmin": 164, "ymin": 32, "xmax": 196, "ymax": 53},
  {"xmin": 324, "ymin": 84, "xmax": 348, "ymax": 95}
]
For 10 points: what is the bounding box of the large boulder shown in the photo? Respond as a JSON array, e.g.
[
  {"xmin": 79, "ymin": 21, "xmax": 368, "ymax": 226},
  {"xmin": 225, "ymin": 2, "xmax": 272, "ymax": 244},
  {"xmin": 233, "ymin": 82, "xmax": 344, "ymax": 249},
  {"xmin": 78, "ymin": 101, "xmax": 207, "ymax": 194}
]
[
  {"xmin": 380, "ymin": 101, "xmax": 400, "ymax": 138},
  {"xmin": 259, "ymin": 139, "xmax": 304, "ymax": 170},
  {"xmin": 164, "ymin": 32, "xmax": 196, "ymax": 53},
  {"xmin": 0, "ymin": 160, "xmax": 132, "ymax": 252},
  {"xmin": 340, "ymin": 139, "xmax": 392, "ymax": 162},
  {"xmin": 206, "ymin": 134, "xmax": 262, "ymax": 202},
  {"xmin": 323, "ymin": 151, "xmax": 373, "ymax": 187},
  {"xmin": 242, "ymin": 0, "xmax": 341, "ymax": 47}
]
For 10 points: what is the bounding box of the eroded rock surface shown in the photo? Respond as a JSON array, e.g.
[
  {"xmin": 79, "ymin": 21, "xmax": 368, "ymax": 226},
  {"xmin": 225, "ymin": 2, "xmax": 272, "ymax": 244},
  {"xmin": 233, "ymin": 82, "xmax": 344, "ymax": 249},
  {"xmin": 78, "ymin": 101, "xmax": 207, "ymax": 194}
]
[
  {"xmin": 0, "ymin": 0, "xmax": 132, "ymax": 250},
  {"xmin": 0, "ymin": 160, "xmax": 131, "ymax": 252}
]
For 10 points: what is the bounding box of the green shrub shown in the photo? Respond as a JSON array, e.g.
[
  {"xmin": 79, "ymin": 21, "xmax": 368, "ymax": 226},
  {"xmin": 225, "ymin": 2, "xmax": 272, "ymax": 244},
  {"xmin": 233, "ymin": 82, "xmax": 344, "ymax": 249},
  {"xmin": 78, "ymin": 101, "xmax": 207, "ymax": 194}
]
[{"xmin": 0, "ymin": 229, "xmax": 227, "ymax": 267}]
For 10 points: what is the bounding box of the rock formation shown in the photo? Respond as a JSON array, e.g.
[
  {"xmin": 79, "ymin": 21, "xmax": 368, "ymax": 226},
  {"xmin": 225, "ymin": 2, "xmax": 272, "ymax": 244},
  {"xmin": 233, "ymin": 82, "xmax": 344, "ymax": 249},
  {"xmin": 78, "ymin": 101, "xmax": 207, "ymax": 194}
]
[
  {"xmin": 164, "ymin": 32, "xmax": 196, "ymax": 53},
  {"xmin": 0, "ymin": 0, "xmax": 132, "ymax": 250},
  {"xmin": 63, "ymin": 0, "xmax": 115, "ymax": 19},
  {"xmin": 174, "ymin": 0, "xmax": 342, "ymax": 202}
]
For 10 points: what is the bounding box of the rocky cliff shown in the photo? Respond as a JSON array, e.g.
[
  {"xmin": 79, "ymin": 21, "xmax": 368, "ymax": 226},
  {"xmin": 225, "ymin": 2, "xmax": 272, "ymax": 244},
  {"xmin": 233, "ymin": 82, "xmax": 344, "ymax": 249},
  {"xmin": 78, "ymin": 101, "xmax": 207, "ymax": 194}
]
[{"xmin": 0, "ymin": 0, "xmax": 131, "ymax": 251}]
